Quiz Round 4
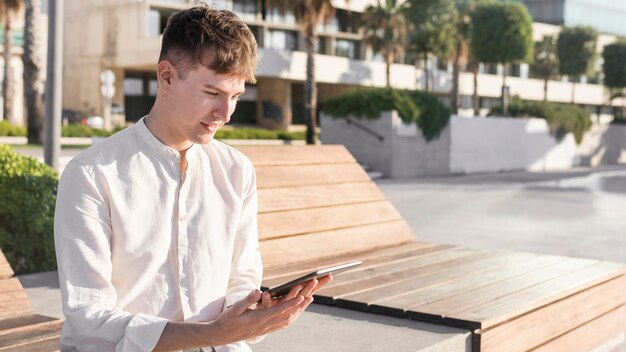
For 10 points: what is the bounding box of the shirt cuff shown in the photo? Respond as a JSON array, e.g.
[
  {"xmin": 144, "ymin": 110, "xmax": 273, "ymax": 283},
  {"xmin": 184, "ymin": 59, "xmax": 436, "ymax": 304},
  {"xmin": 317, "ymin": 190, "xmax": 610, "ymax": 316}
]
[
  {"xmin": 115, "ymin": 313, "xmax": 169, "ymax": 352},
  {"xmin": 214, "ymin": 341, "xmax": 253, "ymax": 352}
]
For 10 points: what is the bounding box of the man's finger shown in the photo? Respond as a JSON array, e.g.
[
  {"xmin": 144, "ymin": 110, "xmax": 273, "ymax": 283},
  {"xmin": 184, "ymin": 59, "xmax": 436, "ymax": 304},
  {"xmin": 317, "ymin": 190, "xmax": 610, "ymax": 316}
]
[
  {"xmin": 299, "ymin": 278, "xmax": 317, "ymax": 297},
  {"xmin": 232, "ymin": 290, "xmax": 262, "ymax": 315},
  {"xmin": 259, "ymin": 294, "xmax": 305, "ymax": 319}
]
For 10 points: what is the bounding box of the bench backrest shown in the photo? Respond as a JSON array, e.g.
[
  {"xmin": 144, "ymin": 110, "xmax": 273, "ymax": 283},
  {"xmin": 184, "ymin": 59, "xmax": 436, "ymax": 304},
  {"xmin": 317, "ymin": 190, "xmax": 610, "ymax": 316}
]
[
  {"xmin": 238, "ymin": 145, "xmax": 416, "ymax": 269},
  {"xmin": 0, "ymin": 249, "xmax": 35, "ymax": 319}
]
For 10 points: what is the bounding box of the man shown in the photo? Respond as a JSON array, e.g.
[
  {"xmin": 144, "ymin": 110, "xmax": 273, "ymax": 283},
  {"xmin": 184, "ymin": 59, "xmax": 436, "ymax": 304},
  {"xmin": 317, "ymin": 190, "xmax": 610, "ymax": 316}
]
[{"xmin": 54, "ymin": 5, "xmax": 330, "ymax": 351}]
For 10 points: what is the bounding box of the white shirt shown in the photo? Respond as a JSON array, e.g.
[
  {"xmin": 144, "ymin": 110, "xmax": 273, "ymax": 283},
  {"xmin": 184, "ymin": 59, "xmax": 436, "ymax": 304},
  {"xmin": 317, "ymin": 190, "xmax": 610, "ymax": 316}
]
[{"xmin": 54, "ymin": 118, "xmax": 263, "ymax": 351}]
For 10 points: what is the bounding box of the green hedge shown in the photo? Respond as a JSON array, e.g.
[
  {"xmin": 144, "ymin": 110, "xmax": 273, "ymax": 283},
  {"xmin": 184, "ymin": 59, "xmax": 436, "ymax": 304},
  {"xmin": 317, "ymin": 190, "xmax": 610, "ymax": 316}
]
[
  {"xmin": 489, "ymin": 97, "xmax": 592, "ymax": 144},
  {"xmin": 0, "ymin": 120, "xmax": 26, "ymax": 136},
  {"xmin": 0, "ymin": 144, "xmax": 58, "ymax": 274},
  {"xmin": 321, "ymin": 87, "xmax": 451, "ymax": 141},
  {"xmin": 215, "ymin": 127, "xmax": 305, "ymax": 140}
]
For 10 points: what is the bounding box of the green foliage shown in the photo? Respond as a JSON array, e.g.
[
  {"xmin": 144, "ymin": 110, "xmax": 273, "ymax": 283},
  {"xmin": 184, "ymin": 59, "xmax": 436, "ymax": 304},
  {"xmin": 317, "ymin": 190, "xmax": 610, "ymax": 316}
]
[
  {"xmin": 404, "ymin": 0, "xmax": 457, "ymax": 61},
  {"xmin": 215, "ymin": 127, "xmax": 305, "ymax": 141},
  {"xmin": 488, "ymin": 97, "xmax": 592, "ymax": 144},
  {"xmin": 531, "ymin": 35, "xmax": 558, "ymax": 80},
  {"xmin": 322, "ymin": 87, "xmax": 451, "ymax": 141},
  {"xmin": 470, "ymin": 2, "xmax": 534, "ymax": 64},
  {"xmin": 0, "ymin": 144, "xmax": 58, "ymax": 274},
  {"xmin": 61, "ymin": 124, "xmax": 124, "ymax": 137},
  {"xmin": 557, "ymin": 26, "xmax": 598, "ymax": 77},
  {"xmin": 602, "ymin": 41, "xmax": 626, "ymax": 89},
  {"xmin": 0, "ymin": 120, "xmax": 26, "ymax": 136}
]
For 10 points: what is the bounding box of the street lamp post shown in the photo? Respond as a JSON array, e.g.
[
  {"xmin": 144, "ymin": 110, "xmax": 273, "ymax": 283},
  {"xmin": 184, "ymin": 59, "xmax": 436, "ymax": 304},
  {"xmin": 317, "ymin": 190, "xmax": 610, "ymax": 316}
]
[{"xmin": 44, "ymin": 0, "xmax": 63, "ymax": 171}]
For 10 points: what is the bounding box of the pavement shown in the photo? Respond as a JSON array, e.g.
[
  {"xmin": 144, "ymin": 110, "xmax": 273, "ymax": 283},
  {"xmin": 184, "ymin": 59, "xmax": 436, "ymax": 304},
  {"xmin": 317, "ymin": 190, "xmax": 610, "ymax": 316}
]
[{"xmin": 12, "ymin": 145, "xmax": 626, "ymax": 351}]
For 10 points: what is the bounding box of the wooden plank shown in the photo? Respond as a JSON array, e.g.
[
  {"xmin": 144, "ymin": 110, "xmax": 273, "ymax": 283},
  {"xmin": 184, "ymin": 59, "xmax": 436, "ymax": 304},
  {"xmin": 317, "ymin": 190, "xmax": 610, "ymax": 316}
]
[
  {"xmin": 0, "ymin": 314, "xmax": 57, "ymax": 335},
  {"xmin": 480, "ymin": 276, "xmax": 626, "ymax": 352},
  {"xmin": 457, "ymin": 261, "xmax": 626, "ymax": 328},
  {"xmin": 259, "ymin": 201, "xmax": 403, "ymax": 240},
  {"xmin": 333, "ymin": 251, "xmax": 536, "ymax": 311},
  {"xmin": 238, "ymin": 145, "xmax": 356, "ymax": 166},
  {"xmin": 260, "ymin": 220, "xmax": 415, "ymax": 269},
  {"xmin": 262, "ymin": 242, "xmax": 445, "ymax": 281},
  {"xmin": 0, "ymin": 335, "xmax": 60, "ymax": 352},
  {"xmin": 374, "ymin": 254, "xmax": 565, "ymax": 317},
  {"xmin": 0, "ymin": 250, "xmax": 13, "ymax": 279},
  {"xmin": 410, "ymin": 258, "xmax": 598, "ymax": 321},
  {"xmin": 255, "ymin": 163, "xmax": 370, "ymax": 189},
  {"xmin": 0, "ymin": 319, "xmax": 62, "ymax": 348},
  {"xmin": 258, "ymin": 182, "xmax": 385, "ymax": 213},
  {"xmin": 264, "ymin": 245, "xmax": 462, "ymax": 290},
  {"xmin": 0, "ymin": 278, "xmax": 33, "ymax": 318},
  {"xmin": 530, "ymin": 304, "xmax": 626, "ymax": 352}
]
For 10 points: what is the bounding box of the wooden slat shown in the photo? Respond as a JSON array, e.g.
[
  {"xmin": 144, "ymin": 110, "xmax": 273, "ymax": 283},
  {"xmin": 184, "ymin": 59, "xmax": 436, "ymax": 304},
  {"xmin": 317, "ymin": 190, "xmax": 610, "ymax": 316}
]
[
  {"xmin": 0, "ymin": 320, "xmax": 63, "ymax": 349},
  {"xmin": 480, "ymin": 276, "xmax": 626, "ymax": 352},
  {"xmin": 373, "ymin": 254, "xmax": 565, "ymax": 316},
  {"xmin": 259, "ymin": 201, "xmax": 402, "ymax": 240},
  {"xmin": 330, "ymin": 251, "xmax": 535, "ymax": 310},
  {"xmin": 530, "ymin": 304, "xmax": 626, "ymax": 352},
  {"xmin": 258, "ymin": 182, "xmax": 385, "ymax": 213},
  {"xmin": 409, "ymin": 258, "xmax": 597, "ymax": 321},
  {"xmin": 0, "ymin": 250, "xmax": 14, "ymax": 279},
  {"xmin": 0, "ymin": 278, "xmax": 33, "ymax": 318},
  {"xmin": 262, "ymin": 242, "xmax": 444, "ymax": 280},
  {"xmin": 260, "ymin": 220, "xmax": 415, "ymax": 269},
  {"xmin": 255, "ymin": 163, "xmax": 370, "ymax": 189},
  {"xmin": 0, "ymin": 336, "xmax": 60, "ymax": 352},
  {"xmin": 0, "ymin": 314, "xmax": 57, "ymax": 336},
  {"xmin": 457, "ymin": 261, "xmax": 626, "ymax": 328},
  {"xmin": 239, "ymin": 145, "xmax": 356, "ymax": 166}
]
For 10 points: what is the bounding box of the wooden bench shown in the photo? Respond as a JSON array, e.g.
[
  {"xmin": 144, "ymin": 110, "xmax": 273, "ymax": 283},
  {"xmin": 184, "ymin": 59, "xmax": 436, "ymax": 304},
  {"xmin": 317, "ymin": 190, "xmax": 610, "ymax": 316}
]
[
  {"xmin": 239, "ymin": 145, "xmax": 626, "ymax": 352},
  {"xmin": 0, "ymin": 249, "xmax": 62, "ymax": 351}
]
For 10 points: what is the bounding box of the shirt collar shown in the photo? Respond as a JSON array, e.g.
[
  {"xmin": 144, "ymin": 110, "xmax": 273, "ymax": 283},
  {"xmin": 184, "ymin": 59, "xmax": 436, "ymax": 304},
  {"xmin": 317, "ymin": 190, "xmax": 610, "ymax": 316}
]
[{"xmin": 136, "ymin": 116, "xmax": 199, "ymax": 160}]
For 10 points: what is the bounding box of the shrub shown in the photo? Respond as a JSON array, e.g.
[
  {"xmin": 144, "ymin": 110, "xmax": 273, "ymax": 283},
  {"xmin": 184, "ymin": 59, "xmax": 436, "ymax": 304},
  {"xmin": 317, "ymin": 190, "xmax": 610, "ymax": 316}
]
[
  {"xmin": 215, "ymin": 127, "xmax": 305, "ymax": 140},
  {"xmin": 322, "ymin": 87, "xmax": 451, "ymax": 141},
  {"xmin": 0, "ymin": 120, "xmax": 27, "ymax": 137},
  {"xmin": 489, "ymin": 97, "xmax": 592, "ymax": 144},
  {"xmin": 0, "ymin": 144, "xmax": 58, "ymax": 274},
  {"xmin": 61, "ymin": 124, "xmax": 124, "ymax": 137}
]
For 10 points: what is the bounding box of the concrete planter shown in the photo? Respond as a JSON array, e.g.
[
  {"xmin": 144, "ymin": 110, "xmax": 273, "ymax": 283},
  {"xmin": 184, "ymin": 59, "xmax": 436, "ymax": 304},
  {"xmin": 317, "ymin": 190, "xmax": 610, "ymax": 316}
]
[{"xmin": 321, "ymin": 111, "xmax": 626, "ymax": 178}]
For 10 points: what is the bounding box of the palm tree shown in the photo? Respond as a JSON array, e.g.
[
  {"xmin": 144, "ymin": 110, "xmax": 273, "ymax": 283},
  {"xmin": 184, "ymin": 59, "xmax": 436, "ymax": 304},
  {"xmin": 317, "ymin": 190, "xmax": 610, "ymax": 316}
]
[
  {"xmin": 361, "ymin": 0, "xmax": 408, "ymax": 87},
  {"xmin": 0, "ymin": 0, "xmax": 22, "ymax": 123},
  {"xmin": 271, "ymin": 0, "xmax": 336, "ymax": 145},
  {"xmin": 23, "ymin": 0, "xmax": 42, "ymax": 143},
  {"xmin": 531, "ymin": 35, "xmax": 557, "ymax": 101}
]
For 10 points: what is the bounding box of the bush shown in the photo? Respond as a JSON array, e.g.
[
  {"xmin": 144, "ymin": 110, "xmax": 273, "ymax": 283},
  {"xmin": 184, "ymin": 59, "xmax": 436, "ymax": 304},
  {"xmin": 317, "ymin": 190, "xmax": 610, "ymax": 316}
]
[
  {"xmin": 489, "ymin": 97, "xmax": 592, "ymax": 144},
  {"xmin": 62, "ymin": 124, "xmax": 124, "ymax": 137},
  {"xmin": 321, "ymin": 87, "xmax": 451, "ymax": 141},
  {"xmin": 0, "ymin": 120, "xmax": 27, "ymax": 137},
  {"xmin": 0, "ymin": 144, "xmax": 58, "ymax": 274},
  {"xmin": 215, "ymin": 127, "xmax": 305, "ymax": 140}
]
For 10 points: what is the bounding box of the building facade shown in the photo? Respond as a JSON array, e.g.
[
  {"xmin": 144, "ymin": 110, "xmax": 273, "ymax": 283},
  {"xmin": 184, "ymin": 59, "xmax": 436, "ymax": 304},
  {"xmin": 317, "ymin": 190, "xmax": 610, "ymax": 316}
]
[{"xmin": 62, "ymin": 0, "xmax": 624, "ymax": 130}]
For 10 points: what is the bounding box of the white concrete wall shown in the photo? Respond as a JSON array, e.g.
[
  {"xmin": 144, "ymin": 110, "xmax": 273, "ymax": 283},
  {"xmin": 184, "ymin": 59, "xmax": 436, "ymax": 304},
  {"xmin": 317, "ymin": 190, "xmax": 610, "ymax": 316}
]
[{"xmin": 321, "ymin": 112, "xmax": 626, "ymax": 178}]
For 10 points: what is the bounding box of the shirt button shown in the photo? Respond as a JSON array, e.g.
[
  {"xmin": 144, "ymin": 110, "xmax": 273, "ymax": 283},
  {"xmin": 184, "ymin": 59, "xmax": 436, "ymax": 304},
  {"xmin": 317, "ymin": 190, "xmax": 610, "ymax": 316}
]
[{"xmin": 179, "ymin": 216, "xmax": 185, "ymax": 222}]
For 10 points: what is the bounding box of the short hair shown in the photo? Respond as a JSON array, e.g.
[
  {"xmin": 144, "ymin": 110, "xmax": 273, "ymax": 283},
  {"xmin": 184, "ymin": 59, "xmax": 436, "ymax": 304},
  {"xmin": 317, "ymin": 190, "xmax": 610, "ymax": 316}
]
[{"xmin": 159, "ymin": 4, "xmax": 257, "ymax": 83}]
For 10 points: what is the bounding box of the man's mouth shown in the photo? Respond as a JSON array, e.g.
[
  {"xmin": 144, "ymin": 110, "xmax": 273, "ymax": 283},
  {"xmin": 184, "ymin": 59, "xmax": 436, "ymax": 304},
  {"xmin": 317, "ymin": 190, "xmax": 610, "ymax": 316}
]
[{"xmin": 200, "ymin": 122, "xmax": 220, "ymax": 132}]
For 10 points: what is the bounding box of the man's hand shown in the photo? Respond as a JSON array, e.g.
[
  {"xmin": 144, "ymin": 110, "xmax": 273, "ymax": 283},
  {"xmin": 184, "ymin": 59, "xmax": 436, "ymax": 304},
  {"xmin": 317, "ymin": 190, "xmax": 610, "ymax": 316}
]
[{"xmin": 257, "ymin": 274, "xmax": 333, "ymax": 309}]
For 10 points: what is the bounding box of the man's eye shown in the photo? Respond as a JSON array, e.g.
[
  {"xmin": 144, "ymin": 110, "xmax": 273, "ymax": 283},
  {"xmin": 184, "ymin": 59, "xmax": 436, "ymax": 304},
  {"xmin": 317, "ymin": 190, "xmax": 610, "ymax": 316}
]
[{"xmin": 205, "ymin": 91, "xmax": 218, "ymax": 96}]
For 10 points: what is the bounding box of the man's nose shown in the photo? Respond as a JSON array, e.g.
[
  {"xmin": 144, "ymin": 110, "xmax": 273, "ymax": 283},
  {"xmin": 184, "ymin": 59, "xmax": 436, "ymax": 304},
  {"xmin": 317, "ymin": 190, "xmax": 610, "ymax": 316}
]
[{"xmin": 214, "ymin": 98, "xmax": 233, "ymax": 123}]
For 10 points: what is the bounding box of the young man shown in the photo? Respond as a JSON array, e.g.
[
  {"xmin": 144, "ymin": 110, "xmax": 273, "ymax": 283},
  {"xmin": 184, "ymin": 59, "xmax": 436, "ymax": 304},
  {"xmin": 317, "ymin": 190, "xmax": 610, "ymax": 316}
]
[{"xmin": 54, "ymin": 5, "xmax": 330, "ymax": 351}]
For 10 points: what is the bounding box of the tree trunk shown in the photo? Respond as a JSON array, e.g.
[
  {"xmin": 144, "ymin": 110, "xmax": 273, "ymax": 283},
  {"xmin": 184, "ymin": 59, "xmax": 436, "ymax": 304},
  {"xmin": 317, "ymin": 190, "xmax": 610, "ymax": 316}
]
[
  {"xmin": 543, "ymin": 77, "xmax": 548, "ymax": 102},
  {"xmin": 571, "ymin": 77, "xmax": 576, "ymax": 104},
  {"xmin": 502, "ymin": 63, "xmax": 509, "ymax": 115},
  {"xmin": 451, "ymin": 39, "xmax": 462, "ymax": 115},
  {"xmin": 24, "ymin": 0, "xmax": 44, "ymax": 144},
  {"xmin": 472, "ymin": 62, "xmax": 479, "ymax": 116},
  {"xmin": 304, "ymin": 24, "xmax": 317, "ymax": 145},
  {"xmin": 423, "ymin": 53, "xmax": 429, "ymax": 92},
  {"xmin": 385, "ymin": 52, "xmax": 391, "ymax": 87},
  {"xmin": 3, "ymin": 8, "xmax": 15, "ymax": 123}
]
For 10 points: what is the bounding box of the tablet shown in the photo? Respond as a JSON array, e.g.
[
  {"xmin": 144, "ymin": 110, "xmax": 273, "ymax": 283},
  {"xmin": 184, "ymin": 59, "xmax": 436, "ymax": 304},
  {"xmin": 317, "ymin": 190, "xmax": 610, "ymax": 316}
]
[{"xmin": 263, "ymin": 260, "xmax": 363, "ymax": 299}]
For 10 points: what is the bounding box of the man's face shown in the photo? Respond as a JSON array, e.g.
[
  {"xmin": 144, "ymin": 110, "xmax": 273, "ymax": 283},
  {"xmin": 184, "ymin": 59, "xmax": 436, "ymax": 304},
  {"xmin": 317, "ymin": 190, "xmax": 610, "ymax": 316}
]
[{"xmin": 165, "ymin": 63, "xmax": 245, "ymax": 146}]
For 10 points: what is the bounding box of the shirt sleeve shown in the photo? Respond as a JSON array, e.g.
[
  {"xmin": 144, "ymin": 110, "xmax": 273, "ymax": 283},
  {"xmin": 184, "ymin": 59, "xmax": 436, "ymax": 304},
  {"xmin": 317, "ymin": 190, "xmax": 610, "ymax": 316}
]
[
  {"xmin": 54, "ymin": 160, "xmax": 168, "ymax": 352},
  {"xmin": 220, "ymin": 158, "xmax": 265, "ymax": 346}
]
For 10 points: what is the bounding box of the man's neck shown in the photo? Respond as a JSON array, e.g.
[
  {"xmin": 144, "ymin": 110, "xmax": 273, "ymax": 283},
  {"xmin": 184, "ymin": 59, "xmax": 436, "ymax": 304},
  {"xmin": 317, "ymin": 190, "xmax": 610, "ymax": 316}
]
[{"xmin": 144, "ymin": 108, "xmax": 193, "ymax": 152}]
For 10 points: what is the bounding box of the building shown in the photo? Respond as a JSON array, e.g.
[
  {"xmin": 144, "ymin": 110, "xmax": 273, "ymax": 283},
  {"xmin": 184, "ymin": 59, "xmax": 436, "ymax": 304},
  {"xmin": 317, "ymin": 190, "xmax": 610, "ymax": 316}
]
[
  {"xmin": 62, "ymin": 0, "xmax": 625, "ymax": 130},
  {"xmin": 520, "ymin": 0, "xmax": 626, "ymax": 38}
]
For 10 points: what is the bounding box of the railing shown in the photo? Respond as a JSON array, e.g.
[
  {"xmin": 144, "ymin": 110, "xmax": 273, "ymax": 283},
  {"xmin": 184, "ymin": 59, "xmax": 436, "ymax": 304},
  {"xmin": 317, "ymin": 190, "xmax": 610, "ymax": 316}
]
[{"xmin": 346, "ymin": 116, "xmax": 385, "ymax": 141}]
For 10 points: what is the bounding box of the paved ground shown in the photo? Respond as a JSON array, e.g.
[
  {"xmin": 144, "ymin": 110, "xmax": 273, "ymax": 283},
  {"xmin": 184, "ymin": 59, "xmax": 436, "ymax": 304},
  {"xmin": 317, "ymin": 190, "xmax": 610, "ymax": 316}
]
[{"xmin": 12, "ymin": 145, "xmax": 626, "ymax": 351}]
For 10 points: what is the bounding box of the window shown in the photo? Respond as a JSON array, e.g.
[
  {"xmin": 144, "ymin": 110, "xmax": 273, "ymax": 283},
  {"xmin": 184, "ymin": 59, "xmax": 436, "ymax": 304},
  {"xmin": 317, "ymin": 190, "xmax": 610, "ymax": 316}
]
[
  {"xmin": 265, "ymin": 1, "xmax": 296, "ymax": 25},
  {"xmin": 233, "ymin": 0, "xmax": 257, "ymax": 21},
  {"xmin": 334, "ymin": 39, "xmax": 359, "ymax": 59},
  {"xmin": 124, "ymin": 78, "xmax": 143, "ymax": 96},
  {"xmin": 266, "ymin": 29, "xmax": 298, "ymax": 51}
]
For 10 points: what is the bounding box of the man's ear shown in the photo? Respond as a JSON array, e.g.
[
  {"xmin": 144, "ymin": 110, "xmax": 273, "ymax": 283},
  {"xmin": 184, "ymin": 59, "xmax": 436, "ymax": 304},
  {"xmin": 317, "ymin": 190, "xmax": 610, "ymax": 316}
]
[{"xmin": 156, "ymin": 60, "xmax": 175, "ymax": 94}]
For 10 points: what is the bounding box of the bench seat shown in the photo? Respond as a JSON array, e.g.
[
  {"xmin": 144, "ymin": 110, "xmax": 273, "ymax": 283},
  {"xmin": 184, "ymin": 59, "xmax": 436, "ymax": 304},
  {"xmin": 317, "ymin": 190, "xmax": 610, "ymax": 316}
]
[{"xmin": 239, "ymin": 145, "xmax": 626, "ymax": 352}]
